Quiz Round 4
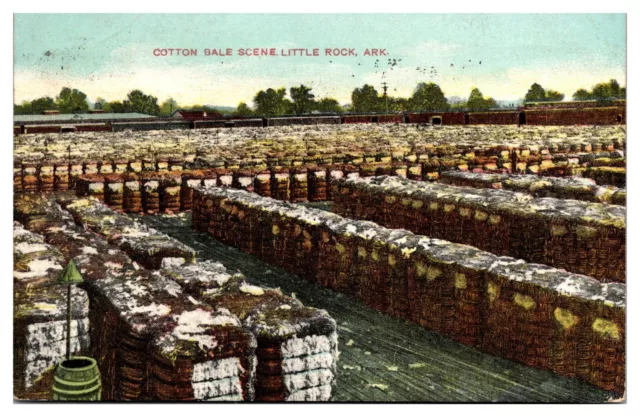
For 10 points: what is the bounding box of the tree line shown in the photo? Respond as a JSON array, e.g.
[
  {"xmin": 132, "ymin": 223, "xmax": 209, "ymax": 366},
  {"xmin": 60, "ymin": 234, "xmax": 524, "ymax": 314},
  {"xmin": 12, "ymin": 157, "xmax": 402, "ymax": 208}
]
[
  {"xmin": 14, "ymin": 79, "xmax": 626, "ymax": 117},
  {"xmin": 14, "ymin": 88, "xmax": 163, "ymax": 116}
]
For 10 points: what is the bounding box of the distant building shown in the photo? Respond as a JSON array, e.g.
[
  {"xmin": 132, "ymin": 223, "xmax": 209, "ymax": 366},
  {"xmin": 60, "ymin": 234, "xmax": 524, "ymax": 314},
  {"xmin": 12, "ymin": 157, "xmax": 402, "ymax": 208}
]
[
  {"xmin": 13, "ymin": 112, "xmax": 160, "ymax": 134},
  {"xmin": 172, "ymin": 110, "xmax": 224, "ymax": 120}
]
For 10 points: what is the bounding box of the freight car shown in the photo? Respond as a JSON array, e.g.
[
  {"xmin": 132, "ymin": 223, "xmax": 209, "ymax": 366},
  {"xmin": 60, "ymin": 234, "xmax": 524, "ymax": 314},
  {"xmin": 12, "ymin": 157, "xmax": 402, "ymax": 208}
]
[{"xmin": 13, "ymin": 105, "xmax": 626, "ymax": 135}]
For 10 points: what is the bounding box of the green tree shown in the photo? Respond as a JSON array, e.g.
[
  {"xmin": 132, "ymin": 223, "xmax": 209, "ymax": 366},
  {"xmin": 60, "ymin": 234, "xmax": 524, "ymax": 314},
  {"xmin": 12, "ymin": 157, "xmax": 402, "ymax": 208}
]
[
  {"xmin": 387, "ymin": 97, "xmax": 409, "ymax": 112},
  {"xmin": 159, "ymin": 97, "xmax": 179, "ymax": 116},
  {"xmin": 94, "ymin": 97, "xmax": 107, "ymax": 110},
  {"xmin": 289, "ymin": 84, "xmax": 315, "ymax": 115},
  {"xmin": 313, "ymin": 97, "xmax": 343, "ymax": 113},
  {"xmin": 410, "ymin": 82, "xmax": 449, "ymax": 111},
  {"xmin": 253, "ymin": 87, "xmax": 289, "ymax": 116},
  {"xmin": 572, "ymin": 88, "xmax": 591, "ymax": 101},
  {"xmin": 351, "ymin": 84, "xmax": 382, "ymax": 112},
  {"xmin": 14, "ymin": 101, "xmax": 33, "ymax": 115},
  {"xmin": 609, "ymin": 79, "xmax": 621, "ymax": 98},
  {"xmin": 234, "ymin": 102, "xmax": 254, "ymax": 117},
  {"xmin": 56, "ymin": 87, "xmax": 89, "ymax": 113},
  {"xmin": 524, "ymin": 83, "xmax": 546, "ymax": 102},
  {"xmin": 544, "ymin": 89, "xmax": 565, "ymax": 101},
  {"xmin": 466, "ymin": 87, "xmax": 496, "ymax": 111},
  {"xmin": 30, "ymin": 97, "xmax": 58, "ymax": 114},
  {"xmin": 123, "ymin": 90, "xmax": 160, "ymax": 115},
  {"xmin": 107, "ymin": 101, "xmax": 126, "ymax": 113}
]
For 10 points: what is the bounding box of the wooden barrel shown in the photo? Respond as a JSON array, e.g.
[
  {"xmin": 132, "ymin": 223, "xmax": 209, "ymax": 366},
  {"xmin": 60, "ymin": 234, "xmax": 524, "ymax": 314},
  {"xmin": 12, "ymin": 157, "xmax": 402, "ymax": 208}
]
[{"xmin": 53, "ymin": 357, "xmax": 101, "ymax": 401}]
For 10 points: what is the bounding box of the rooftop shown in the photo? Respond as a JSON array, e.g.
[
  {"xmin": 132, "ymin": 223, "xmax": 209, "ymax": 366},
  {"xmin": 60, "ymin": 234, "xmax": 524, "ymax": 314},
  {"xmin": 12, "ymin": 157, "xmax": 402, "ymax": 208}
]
[{"xmin": 14, "ymin": 113, "xmax": 158, "ymax": 124}]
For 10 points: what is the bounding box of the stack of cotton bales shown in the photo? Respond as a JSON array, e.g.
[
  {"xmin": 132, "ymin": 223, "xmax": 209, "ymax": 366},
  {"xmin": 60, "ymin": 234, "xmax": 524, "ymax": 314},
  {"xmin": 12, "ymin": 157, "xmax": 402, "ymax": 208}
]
[
  {"xmin": 13, "ymin": 223, "xmax": 90, "ymax": 400},
  {"xmin": 15, "ymin": 197, "xmax": 257, "ymax": 401},
  {"xmin": 332, "ymin": 176, "xmax": 625, "ymax": 283},
  {"xmin": 162, "ymin": 261, "xmax": 338, "ymax": 401},
  {"xmin": 191, "ymin": 185, "xmax": 625, "ymax": 394},
  {"xmin": 440, "ymin": 171, "xmax": 626, "ymax": 206},
  {"xmin": 61, "ymin": 198, "xmax": 196, "ymax": 269}
]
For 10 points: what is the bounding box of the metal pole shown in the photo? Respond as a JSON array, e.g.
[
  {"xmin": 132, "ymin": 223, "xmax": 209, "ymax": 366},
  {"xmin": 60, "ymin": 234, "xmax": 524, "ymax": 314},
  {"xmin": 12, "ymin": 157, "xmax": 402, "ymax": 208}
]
[{"xmin": 67, "ymin": 284, "xmax": 71, "ymax": 360}]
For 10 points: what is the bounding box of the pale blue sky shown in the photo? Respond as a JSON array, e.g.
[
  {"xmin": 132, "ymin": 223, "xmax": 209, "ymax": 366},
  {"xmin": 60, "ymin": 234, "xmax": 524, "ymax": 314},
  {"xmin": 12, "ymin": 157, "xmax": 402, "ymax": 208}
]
[{"xmin": 14, "ymin": 14, "xmax": 626, "ymax": 106}]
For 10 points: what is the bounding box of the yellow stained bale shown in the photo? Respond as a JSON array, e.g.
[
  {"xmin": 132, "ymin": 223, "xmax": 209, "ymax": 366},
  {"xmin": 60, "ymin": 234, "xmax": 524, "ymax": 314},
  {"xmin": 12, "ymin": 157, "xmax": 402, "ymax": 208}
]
[
  {"xmin": 592, "ymin": 318, "xmax": 620, "ymax": 340},
  {"xmin": 454, "ymin": 273, "xmax": 467, "ymax": 290},
  {"xmin": 551, "ymin": 224, "xmax": 568, "ymax": 237},
  {"xmin": 554, "ymin": 308, "xmax": 579, "ymax": 330},
  {"xmin": 514, "ymin": 293, "xmax": 536, "ymax": 311},
  {"xmin": 427, "ymin": 266, "xmax": 442, "ymax": 281},
  {"xmin": 475, "ymin": 210, "xmax": 488, "ymax": 222},
  {"xmin": 487, "ymin": 281, "xmax": 499, "ymax": 304},
  {"xmin": 576, "ymin": 225, "xmax": 598, "ymax": 239},
  {"xmin": 411, "ymin": 200, "xmax": 424, "ymax": 209},
  {"xmin": 401, "ymin": 247, "xmax": 416, "ymax": 258}
]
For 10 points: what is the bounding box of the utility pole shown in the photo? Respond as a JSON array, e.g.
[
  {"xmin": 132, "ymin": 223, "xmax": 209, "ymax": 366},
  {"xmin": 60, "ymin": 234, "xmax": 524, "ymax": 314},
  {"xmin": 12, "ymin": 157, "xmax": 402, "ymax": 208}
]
[{"xmin": 382, "ymin": 82, "xmax": 389, "ymax": 113}]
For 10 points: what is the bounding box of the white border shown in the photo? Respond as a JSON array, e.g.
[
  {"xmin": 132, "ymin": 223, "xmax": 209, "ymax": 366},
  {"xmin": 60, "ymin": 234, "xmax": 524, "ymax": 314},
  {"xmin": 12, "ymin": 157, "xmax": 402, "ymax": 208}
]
[{"xmin": 2, "ymin": 2, "xmax": 638, "ymax": 417}]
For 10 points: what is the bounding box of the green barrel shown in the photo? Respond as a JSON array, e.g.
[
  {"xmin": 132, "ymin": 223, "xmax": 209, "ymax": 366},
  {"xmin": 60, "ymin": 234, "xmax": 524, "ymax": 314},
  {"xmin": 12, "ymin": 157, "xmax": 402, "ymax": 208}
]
[{"xmin": 52, "ymin": 357, "xmax": 102, "ymax": 401}]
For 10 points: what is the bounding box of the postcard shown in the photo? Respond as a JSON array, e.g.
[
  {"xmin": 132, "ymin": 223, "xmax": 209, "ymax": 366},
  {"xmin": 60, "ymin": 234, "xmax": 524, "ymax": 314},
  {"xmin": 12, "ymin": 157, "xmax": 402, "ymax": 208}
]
[{"xmin": 13, "ymin": 13, "xmax": 626, "ymax": 403}]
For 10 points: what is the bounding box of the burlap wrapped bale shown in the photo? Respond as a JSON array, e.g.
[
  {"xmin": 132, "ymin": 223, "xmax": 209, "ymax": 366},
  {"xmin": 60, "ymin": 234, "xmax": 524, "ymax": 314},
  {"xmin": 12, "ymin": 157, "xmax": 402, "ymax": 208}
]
[
  {"xmin": 200, "ymin": 169, "xmax": 218, "ymax": 189},
  {"xmin": 114, "ymin": 159, "xmax": 129, "ymax": 174},
  {"xmin": 160, "ymin": 171, "xmax": 182, "ymax": 214},
  {"xmin": 99, "ymin": 160, "xmax": 114, "ymax": 175},
  {"xmin": 217, "ymin": 168, "xmax": 233, "ymax": 188},
  {"xmin": 76, "ymin": 175, "xmax": 105, "ymax": 202},
  {"xmin": 307, "ymin": 165, "xmax": 328, "ymax": 202},
  {"xmin": 233, "ymin": 169, "xmax": 256, "ymax": 193},
  {"xmin": 156, "ymin": 158, "xmax": 169, "ymax": 172},
  {"xmin": 123, "ymin": 173, "xmax": 143, "ymax": 213},
  {"xmin": 269, "ymin": 167, "xmax": 289, "ymax": 201},
  {"xmin": 53, "ymin": 161, "xmax": 70, "ymax": 192},
  {"xmin": 169, "ymin": 157, "xmax": 184, "ymax": 172},
  {"xmin": 38, "ymin": 162, "xmax": 55, "ymax": 193},
  {"xmin": 141, "ymin": 172, "xmax": 161, "ymax": 214},
  {"xmin": 549, "ymin": 276, "xmax": 625, "ymax": 394},
  {"xmin": 149, "ymin": 306, "xmax": 255, "ymax": 401},
  {"xmin": 104, "ymin": 174, "xmax": 124, "ymax": 211},
  {"xmin": 14, "ymin": 159, "xmax": 24, "ymax": 192},
  {"xmin": 180, "ymin": 171, "xmax": 205, "ymax": 211},
  {"xmin": 483, "ymin": 259, "xmax": 562, "ymax": 367},
  {"xmin": 68, "ymin": 161, "xmax": 84, "ymax": 192},
  {"xmin": 254, "ymin": 169, "xmax": 273, "ymax": 198},
  {"xmin": 380, "ymin": 232, "xmax": 422, "ymax": 319},
  {"xmin": 202, "ymin": 278, "xmax": 338, "ymax": 402},
  {"xmin": 83, "ymin": 161, "xmax": 99, "ymax": 176}
]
